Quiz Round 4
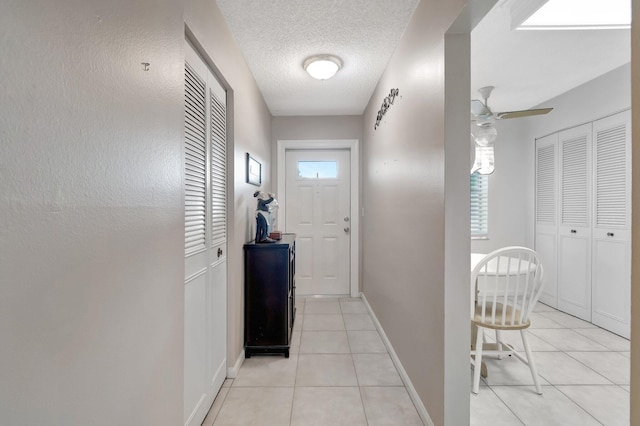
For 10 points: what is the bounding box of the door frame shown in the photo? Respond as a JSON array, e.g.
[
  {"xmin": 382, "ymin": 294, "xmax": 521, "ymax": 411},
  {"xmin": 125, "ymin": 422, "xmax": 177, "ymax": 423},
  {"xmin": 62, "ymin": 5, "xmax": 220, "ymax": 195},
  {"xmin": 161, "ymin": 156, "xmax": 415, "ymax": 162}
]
[{"xmin": 277, "ymin": 139, "xmax": 359, "ymax": 297}]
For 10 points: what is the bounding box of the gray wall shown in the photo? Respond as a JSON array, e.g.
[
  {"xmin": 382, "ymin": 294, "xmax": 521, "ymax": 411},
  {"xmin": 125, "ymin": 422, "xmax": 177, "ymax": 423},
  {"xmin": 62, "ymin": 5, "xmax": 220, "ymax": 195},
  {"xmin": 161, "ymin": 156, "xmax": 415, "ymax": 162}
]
[
  {"xmin": 272, "ymin": 115, "xmax": 363, "ymax": 142},
  {"xmin": 0, "ymin": 1, "xmax": 184, "ymax": 424},
  {"xmin": 185, "ymin": 0, "xmax": 274, "ymax": 374},
  {"xmin": 471, "ymin": 63, "xmax": 632, "ymax": 255},
  {"xmin": 271, "ymin": 115, "xmax": 363, "ymax": 186},
  {"xmin": 361, "ymin": 2, "xmax": 475, "ymax": 424},
  {"xmin": 0, "ymin": 1, "xmax": 274, "ymax": 424},
  {"xmin": 630, "ymin": 4, "xmax": 640, "ymax": 423}
]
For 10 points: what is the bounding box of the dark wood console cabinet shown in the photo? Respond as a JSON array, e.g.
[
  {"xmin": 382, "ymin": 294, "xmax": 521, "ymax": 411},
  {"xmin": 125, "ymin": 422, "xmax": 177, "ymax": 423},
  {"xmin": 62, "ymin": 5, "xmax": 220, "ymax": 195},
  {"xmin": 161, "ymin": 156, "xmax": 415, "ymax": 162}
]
[{"xmin": 244, "ymin": 234, "xmax": 295, "ymax": 358}]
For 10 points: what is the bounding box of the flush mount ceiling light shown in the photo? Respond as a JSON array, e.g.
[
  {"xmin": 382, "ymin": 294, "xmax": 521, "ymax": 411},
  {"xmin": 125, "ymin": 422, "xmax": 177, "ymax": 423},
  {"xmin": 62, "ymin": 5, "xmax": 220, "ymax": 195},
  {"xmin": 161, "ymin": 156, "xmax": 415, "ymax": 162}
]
[
  {"xmin": 511, "ymin": 0, "xmax": 630, "ymax": 30},
  {"xmin": 303, "ymin": 55, "xmax": 342, "ymax": 80}
]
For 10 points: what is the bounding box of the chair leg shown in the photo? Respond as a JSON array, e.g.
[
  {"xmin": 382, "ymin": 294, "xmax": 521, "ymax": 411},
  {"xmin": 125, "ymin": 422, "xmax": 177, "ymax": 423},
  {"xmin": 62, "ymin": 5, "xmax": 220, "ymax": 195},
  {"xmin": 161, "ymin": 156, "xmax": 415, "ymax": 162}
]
[
  {"xmin": 520, "ymin": 329, "xmax": 542, "ymax": 395},
  {"xmin": 472, "ymin": 326, "xmax": 484, "ymax": 394},
  {"xmin": 495, "ymin": 330, "xmax": 503, "ymax": 359}
]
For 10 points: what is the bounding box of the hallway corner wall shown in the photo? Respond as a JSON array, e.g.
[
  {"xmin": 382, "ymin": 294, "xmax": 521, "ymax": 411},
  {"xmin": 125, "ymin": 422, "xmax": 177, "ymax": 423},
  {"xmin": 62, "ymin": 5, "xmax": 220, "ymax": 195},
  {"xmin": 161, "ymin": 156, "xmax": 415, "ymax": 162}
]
[
  {"xmin": 629, "ymin": 0, "xmax": 640, "ymax": 423},
  {"xmin": 0, "ymin": 1, "xmax": 185, "ymax": 424},
  {"xmin": 360, "ymin": 1, "xmax": 469, "ymax": 425}
]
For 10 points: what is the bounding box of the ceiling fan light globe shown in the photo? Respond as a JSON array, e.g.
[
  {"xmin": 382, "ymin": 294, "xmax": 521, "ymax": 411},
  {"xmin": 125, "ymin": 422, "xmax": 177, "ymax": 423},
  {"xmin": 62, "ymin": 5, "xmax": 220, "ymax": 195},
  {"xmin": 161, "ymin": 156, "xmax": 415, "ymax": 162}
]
[
  {"xmin": 472, "ymin": 144, "xmax": 495, "ymax": 175},
  {"xmin": 474, "ymin": 115, "xmax": 496, "ymax": 126},
  {"xmin": 471, "ymin": 125, "xmax": 497, "ymax": 147}
]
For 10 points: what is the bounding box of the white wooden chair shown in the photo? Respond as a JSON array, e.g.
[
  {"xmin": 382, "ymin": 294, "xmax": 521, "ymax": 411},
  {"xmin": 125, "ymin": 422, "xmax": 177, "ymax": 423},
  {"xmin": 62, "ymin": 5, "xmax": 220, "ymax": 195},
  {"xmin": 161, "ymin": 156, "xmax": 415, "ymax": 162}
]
[{"xmin": 470, "ymin": 246, "xmax": 544, "ymax": 395}]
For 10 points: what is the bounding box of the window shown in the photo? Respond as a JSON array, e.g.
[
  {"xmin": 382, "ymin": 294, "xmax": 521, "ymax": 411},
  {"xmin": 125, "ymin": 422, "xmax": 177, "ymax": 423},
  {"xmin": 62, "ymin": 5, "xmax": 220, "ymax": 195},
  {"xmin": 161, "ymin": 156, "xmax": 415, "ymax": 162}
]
[
  {"xmin": 297, "ymin": 161, "xmax": 338, "ymax": 179},
  {"xmin": 470, "ymin": 172, "xmax": 488, "ymax": 238}
]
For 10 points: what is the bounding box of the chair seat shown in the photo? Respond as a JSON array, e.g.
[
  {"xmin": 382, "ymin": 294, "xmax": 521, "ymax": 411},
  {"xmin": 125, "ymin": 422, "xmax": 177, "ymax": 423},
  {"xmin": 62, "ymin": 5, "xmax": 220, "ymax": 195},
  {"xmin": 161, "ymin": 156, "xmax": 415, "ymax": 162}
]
[{"xmin": 472, "ymin": 302, "xmax": 530, "ymax": 330}]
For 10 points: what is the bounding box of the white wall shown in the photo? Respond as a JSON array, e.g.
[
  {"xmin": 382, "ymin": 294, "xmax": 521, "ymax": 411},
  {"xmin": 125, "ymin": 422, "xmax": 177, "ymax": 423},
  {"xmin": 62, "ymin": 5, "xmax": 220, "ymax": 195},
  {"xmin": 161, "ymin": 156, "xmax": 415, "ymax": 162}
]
[
  {"xmin": 185, "ymin": 0, "xmax": 274, "ymax": 371},
  {"xmin": 470, "ymin": 117, "xmax": 531, "ymax": 253},
  {"xmin": 471, "ymin": 63, "xmax": 631, "ymax": 255},
  {"xmin": 0, "ymin": 1, "xmax": 185, "ymax": 424}
]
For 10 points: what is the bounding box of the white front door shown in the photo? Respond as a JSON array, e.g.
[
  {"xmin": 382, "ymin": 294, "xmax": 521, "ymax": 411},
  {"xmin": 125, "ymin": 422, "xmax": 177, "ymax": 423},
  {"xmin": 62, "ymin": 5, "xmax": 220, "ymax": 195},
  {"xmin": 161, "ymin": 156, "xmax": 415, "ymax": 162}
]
[
  {"xmin": 184, "ymin": 41, "xmax": 227, "ymax": 426},
  {"xmin": 285, "ymin": 149, "xmax": 351, "ymax": 295}
]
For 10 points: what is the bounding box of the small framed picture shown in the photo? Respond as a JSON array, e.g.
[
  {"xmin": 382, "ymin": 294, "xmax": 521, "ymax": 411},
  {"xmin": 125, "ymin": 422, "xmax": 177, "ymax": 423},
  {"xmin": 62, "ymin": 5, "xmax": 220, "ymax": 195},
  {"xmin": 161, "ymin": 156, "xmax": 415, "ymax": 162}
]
[{"xmin": 246, "ymin": 153, "xmax": 262, "ymax": 186}]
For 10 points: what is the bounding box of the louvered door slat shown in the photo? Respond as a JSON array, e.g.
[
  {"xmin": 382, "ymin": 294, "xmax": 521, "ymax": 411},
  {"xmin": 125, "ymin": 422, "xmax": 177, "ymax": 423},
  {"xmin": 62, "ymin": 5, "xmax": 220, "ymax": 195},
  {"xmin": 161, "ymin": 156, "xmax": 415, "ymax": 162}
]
[
  {"xmin": 561, "ymin": 135, "xmax": 588, "ymax": 226},
  {"xmin": 536, "ymin": 144, "xmax": 555, "ymax": 224},
  {"xmin": 595, "ymin": 123, "xmax": 627, "ymax": 227},
  {"xmin": 210, "ymin": 89, "xmax": 227, "ymax": 246},
  {"xmin": 184, "ymin": 62, "xmax": 207, "ymax": 253}
]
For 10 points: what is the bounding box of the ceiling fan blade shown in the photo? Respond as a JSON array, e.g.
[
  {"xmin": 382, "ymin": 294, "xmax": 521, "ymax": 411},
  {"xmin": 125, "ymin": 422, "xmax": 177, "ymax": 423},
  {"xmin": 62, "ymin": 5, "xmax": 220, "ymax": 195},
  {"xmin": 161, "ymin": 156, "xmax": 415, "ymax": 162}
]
[
  {"xmin": 471, "ymin": 99, "xmax": 492, "ymax": 118},
  {"xmin": 496, "ymin": 107, "xmax": 553, "ymax": 120}
]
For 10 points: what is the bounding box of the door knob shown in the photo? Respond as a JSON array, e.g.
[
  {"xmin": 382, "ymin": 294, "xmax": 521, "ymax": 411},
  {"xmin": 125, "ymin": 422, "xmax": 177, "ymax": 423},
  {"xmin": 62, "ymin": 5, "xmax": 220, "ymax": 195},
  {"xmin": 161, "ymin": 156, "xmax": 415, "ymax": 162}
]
[
  {"xmin": 344, "ymin": 227, "xmax": 350, "ymax": 233},
  {"xmin": 344, "ymin": 217, "xmax": 350, "ymax": 222}
]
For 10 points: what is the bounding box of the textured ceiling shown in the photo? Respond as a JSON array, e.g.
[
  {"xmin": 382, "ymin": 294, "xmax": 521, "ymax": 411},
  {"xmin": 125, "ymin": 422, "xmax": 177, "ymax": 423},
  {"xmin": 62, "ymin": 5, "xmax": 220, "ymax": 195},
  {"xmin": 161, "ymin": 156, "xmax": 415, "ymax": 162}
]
[
  {"xmin": 471, "ymin": 1, "xmax": 630, "ymax": 113},
  {"xmin": 215, "ymin": 0, "xmax": 630, "ymax": 117},
  {"xmin": 215, "ymin": 0, "xmax": 420, "ymax": 116}
]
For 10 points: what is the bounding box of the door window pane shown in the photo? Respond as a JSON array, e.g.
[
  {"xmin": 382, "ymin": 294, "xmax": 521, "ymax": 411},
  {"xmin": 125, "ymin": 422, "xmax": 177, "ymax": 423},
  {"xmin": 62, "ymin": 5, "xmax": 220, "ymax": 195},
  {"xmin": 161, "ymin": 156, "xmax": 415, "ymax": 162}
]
[{"xmin": 297, "ymin": 161, "xmax": 338, "ymax": 179}]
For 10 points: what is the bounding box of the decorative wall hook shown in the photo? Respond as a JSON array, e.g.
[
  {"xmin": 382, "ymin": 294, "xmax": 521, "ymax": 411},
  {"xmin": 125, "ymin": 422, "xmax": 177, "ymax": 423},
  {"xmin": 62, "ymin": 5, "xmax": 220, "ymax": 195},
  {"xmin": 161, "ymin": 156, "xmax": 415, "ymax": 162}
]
[
  {"xmin": 374, "ymin": 88, "xmax": 400, "ymax": 130},
  {"xmin": 141, "ymin": 62, "xmax": 150, "ymax": 71}
]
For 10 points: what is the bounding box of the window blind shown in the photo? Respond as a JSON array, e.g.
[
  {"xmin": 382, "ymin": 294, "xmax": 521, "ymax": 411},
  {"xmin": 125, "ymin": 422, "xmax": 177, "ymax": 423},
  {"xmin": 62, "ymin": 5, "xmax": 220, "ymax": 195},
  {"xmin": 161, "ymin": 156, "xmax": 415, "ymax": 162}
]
[{"xmin": 471, "ymin": 172, "xmax": 489, "ymax": 238}]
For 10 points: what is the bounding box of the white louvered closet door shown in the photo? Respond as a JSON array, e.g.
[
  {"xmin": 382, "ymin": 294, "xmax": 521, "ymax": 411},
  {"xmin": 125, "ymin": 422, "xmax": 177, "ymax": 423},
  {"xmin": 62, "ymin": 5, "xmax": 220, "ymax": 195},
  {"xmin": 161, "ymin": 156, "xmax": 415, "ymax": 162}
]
[
  {"xmin": 535, "ymin": 133, "xmax": 559, "ymax": 307},
  {"xmin": 591, "ymin": 110, "xmax": 631, "ymax": 338},
  {"xmin": 557, "ymin": 124, "xmax": 592, "ymax": 321},
  {"xmin": 184, "ymin": 41, "xmax": 227, "ymax": 426}
]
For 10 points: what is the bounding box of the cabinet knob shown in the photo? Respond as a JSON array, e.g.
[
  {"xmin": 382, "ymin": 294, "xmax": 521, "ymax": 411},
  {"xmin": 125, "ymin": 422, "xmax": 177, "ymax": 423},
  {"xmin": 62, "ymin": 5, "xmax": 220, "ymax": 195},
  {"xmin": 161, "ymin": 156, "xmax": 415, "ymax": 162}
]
[
  {"xmin": 607, "ymin": 232, "xmax": 615, "ymax": 237},
  {"xmin": 570, "ymin": 229, "xmax": 577, "ymax": 234},
  {"xmin": 217, "ymin": 248, "xmax": 223, "ymax": 258},
  {"xmin": 344, "ymin": 227, "xmax": 350, "ymax": 233}
]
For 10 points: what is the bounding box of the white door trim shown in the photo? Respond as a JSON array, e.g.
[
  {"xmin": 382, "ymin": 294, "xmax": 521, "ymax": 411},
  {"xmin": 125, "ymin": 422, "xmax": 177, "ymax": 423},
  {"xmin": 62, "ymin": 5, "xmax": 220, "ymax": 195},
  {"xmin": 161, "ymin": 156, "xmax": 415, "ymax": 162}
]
[{"xmin": 277, "ymin": 139, "xmax": 359, "ymax": 298}]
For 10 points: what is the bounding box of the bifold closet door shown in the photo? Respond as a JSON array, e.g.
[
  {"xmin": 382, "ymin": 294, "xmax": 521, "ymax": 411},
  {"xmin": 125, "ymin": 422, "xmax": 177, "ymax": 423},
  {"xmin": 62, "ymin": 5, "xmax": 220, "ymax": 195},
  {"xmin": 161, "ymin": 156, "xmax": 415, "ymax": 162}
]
[
  {"xmin": 557, "ymin": 124, "xmax": 592, "ymax": 322},
  {"xmin": 591, "ymin": 110, "xmax": 631, "ymax": 338},
  {"xmin": 184, "ymin": 41, "xmax": 228, "ymax": 426}
]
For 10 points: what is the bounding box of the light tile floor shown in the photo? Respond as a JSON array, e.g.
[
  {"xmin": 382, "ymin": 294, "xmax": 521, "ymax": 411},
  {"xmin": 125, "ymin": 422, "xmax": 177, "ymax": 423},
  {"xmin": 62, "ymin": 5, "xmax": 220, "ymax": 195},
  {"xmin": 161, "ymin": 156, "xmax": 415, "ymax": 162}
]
[
  {"xmin": 202, "ymin": 298, "xmax": 630, "ymax": 425},
  {"xmin": 203, "ymin": 297, "xmax": 424, "ymax": 426},
  {"xmin": 471, "ymin": 302, "xmax": 630, "ymax": 426}
]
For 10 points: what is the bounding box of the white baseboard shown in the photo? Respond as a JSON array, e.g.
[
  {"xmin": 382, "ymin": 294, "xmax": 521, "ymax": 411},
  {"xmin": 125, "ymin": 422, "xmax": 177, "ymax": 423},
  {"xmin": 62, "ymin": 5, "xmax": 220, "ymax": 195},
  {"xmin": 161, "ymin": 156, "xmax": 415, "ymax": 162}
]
[
  {"xmin": 360, "ymin": 293, "xmax": 435, "ymax": 426},
  {"xmin": 226, "ymin": 350, "xmax": 244, "ymax": 379}
]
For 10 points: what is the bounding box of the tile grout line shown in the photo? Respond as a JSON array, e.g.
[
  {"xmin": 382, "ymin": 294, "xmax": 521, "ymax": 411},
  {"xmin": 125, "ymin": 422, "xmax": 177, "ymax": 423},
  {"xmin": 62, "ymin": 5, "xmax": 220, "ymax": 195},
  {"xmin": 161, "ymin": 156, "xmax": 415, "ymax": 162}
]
[
  {"xmin": 552, "ymin": 384, "xmax": 607, "ymax": 426},
  {"xmin": 484, "ymin": 384, "xmax": 527, "ymax": 425},
  {"xmin": 342, "ymin": 303, "xmax": 373, "ymax": 425},
  {"xmin": 290, "ymin": 304, "xmax": 303, "ymax": 426},
  {"xmin": 477, "ymin": 302, "xmax": 629, "ymax": 425}
]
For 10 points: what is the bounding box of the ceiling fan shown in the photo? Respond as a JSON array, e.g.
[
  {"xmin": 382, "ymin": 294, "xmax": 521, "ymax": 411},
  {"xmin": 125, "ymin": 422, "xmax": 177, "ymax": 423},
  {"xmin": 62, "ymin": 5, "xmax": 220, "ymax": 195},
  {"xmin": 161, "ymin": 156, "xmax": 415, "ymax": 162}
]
[
  {"xmin": 471, "ymin": 85, "xmax": 553, "ymax": 126},
  {"xmin": 470, "ymin": 86, "xmax": 553, "ymax": 175}
]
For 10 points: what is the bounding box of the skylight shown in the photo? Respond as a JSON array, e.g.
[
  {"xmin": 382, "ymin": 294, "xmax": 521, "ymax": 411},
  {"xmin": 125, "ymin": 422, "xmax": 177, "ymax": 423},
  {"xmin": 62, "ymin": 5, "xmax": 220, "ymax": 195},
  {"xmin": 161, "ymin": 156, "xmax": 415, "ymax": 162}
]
[{"xmin": 515, "ymin": 0, "xmax": 630, "ymax": 30}]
